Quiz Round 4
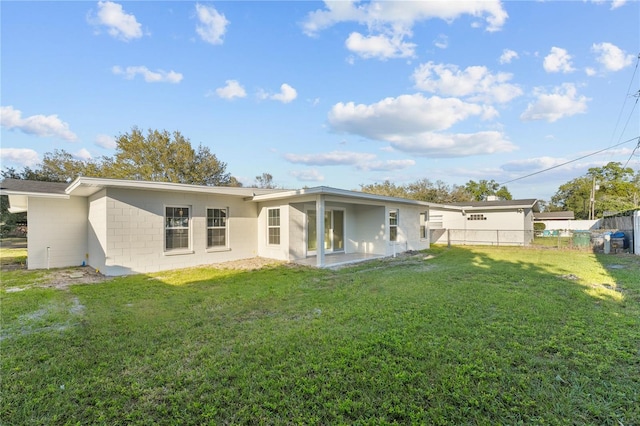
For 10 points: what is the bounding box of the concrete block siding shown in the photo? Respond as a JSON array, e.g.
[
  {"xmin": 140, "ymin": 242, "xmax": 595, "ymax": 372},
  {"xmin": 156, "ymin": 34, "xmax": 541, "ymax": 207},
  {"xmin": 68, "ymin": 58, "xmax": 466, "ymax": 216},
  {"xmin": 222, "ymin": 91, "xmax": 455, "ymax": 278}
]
[{"xmin": 93, "ymin": 188, "xmax": 259, "ymax": 275}]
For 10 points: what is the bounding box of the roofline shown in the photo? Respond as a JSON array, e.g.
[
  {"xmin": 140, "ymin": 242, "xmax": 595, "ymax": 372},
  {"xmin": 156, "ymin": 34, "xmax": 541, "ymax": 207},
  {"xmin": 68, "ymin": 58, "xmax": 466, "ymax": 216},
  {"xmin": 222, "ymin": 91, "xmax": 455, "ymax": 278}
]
[
  {"xmin": 0, "ymin": 189, "xmax": 69, "ymax": 199},
  {"xmin": 249, "ymin": 186, "xmax": 451, "ymax": 207},
  {"xmin": 65, "ymin": 176, "xmax": 285, "ymax": 197}
]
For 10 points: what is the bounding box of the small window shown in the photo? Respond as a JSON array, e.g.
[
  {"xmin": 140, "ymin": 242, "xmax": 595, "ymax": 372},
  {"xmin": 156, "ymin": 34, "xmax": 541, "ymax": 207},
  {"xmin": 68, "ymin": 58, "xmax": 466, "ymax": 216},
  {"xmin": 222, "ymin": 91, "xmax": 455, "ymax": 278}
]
[
  {"xmin": 468, "ymin": 214, "xmax": 487, "ymax": 221},
  {"xmin": 207, "ymin": 208, "xmax": 228, "ymax": 248},
  {"xmin": 268, "ymin": 208, "xmax": 280, "ymax": 245},
  {"xmin": 419, "ymin": 211, "xmax": 428, "ymax": 240},
  {"xmin": 389, "ymin": 209, "xmax": 398, "ymax": 242},
  {"xmin": 165, "ymin": 206, "xmax": 190, "ymax": 251}
]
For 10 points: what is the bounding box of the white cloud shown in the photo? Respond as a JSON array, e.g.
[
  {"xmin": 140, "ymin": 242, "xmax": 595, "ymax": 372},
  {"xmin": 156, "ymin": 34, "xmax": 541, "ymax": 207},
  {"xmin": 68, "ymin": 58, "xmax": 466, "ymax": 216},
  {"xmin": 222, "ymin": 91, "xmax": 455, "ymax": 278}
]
[
  {"xmin": 95, "ymin": 134, "xmax": 116, "ymax": 149},
  {"xmin": 433, "ymin": 34, "xmax": 448, "ymax": 49},
  {"xmin": 284, "ymin": 150, "xmax": 415, "ymax": 172},
  {"xmin": 543, "ymin": 47, "xmax": 575, "ymax": 73},
  {"xmin": 329, "ymin": 94, "xmax": 495, "ymax": 138},
  {"xmin": 520, "ymin": 83, "xmax": 589, "ymax": 123},
  {"xmin": 302, "ymin": 1, "xmax": 507, "ymax": 61},
  {"xmin": 290, "ymin": 169, "xmax": 325, "ymax": 182},
  {"xmin": 75, "ymin": 148, "xmax": 93, "ymax": 161},
  {"xmin": 284, "ymin": 150, "xmax": 376, "ymax": 166},
  {"xmin": 499, "ymin": 49, "xmax": 518, "ymax": 64},
  {"xmin": 215, "ymin": 80, "xmax": 247, "ymax": 99},
  {"xmin": 112, "ymin": 66, "xmax": 183, "ymax": 83},
  {"xmin": 260, "ymin": 84, "xmax": 298, "ymax": 103},
  {"xmin": 387, "ymin": 131, "xmax": 516, "ymax": 157},
  {"xmin": 592, "ymin": 42, "xmax": 635, "ymax": 72},
  {"xmin": 589, "ymin": 0, "xmax": 627, "ymax": 9},
  {"xmin": 357, "ymin": 159, "xmax": 416, "ymax": 171},
  {"xmin": 0, "ymin": 148, "xmax": 40, "ymax": 167},
  {"xmin": 327, "ymin": 94, "xmax": 514, "ymax": 157},
  {"xmin": 195, "ymin": 3, "xmax": 229, "ymax": 45},
  {"xmin": 302, "ymin": 1, "xmax": 508, "ymax": 36},
  {"xmin": 345, "ymin": 32, "xmax": 416, "ymax": 60},
  {"xmin": 500, "ymin": 156, "xmax": 567, "ymax": 172},
  {"xmin": 412, "ymin": 62, "xmax": 523, "ymax": 103},
  {"xmin": 0, "ymin": 106, "xmax": 77, "ymax": 141},
  {"xmin": 90, "ymin": 1, "xmax": 143, "ymax": 41}
]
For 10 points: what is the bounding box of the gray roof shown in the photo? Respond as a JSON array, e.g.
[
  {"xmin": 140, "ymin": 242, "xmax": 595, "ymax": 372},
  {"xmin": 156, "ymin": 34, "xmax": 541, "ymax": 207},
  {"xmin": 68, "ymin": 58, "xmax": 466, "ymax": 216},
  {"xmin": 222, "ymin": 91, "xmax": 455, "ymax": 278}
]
[
  {"xmin": 534, "ymin": 211, "xmax": 575, "ymax": 220},
  {"xmin": 449, "ymin": 198, "xmax": 538, "ymax": 208},
  {"xmin": 0, "ymin": 178, "xmax": 69, "ymax": 195}
]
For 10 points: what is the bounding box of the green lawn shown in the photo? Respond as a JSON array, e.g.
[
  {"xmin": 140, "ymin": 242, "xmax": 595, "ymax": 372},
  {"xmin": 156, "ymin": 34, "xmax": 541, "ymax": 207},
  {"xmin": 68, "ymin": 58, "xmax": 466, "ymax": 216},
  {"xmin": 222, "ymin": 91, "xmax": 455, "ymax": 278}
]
[{"xmin": 1, "ymin": 246, "xmax": 639, "ymax": 425}]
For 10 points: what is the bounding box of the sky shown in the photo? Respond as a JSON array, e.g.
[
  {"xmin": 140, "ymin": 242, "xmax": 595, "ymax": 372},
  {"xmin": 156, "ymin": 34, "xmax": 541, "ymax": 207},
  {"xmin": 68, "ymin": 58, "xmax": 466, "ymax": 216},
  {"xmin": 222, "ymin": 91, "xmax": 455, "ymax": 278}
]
[{"xmin": 1, "ymin": 0, "xmax": 639, "ymax": 201}]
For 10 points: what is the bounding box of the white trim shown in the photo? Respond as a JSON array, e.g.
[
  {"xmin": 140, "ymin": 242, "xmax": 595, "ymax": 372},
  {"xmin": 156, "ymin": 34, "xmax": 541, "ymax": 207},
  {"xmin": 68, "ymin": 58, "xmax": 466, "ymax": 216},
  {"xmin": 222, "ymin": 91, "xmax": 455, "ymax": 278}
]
[
  {"xmin": 164, "ymin": 204, "xmax": 192, "ymax": 253},
  {"xmin": 267, "ymin": 207, "xmax": 281, "ymax": 246},
  {"xmin": 206, "ymin": 206, "xmax": 229, "ymax": 250}
]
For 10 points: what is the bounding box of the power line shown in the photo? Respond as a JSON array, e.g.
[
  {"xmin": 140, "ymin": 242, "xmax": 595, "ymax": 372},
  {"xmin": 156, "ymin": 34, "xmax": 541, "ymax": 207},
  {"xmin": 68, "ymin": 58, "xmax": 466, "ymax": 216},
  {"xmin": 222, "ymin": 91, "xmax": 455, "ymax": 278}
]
[
  {"xmin": 499, "ymin": 136, "xmax": 640, "ymax": 186},
  {"xmin": 623, "ymin": 137, "xmax": 640, "ymax": 169}
]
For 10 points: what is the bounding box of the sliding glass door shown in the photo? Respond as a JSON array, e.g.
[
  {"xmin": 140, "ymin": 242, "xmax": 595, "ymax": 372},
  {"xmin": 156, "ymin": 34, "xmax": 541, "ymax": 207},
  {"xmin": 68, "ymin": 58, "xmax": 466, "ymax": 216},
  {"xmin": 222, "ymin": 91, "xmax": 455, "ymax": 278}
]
[{"xmin": 307, "ymin": 209, "xmax": 344, "ymax": 255}]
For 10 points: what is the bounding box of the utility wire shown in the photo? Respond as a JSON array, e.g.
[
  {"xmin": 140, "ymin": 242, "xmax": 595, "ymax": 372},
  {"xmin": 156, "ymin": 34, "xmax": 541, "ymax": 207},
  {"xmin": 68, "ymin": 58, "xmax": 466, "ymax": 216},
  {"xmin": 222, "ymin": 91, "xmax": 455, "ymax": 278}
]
[
  {"xmin": 623, "ymin": 137, "xmax": 640, "ymax": 169},
  {"xmin": 606, "ymin": 53, "xmax": 640, "ymax": 151},
  {"xmin": 499, "ymin": 136, "xmax": 640, "ymax": 185}
]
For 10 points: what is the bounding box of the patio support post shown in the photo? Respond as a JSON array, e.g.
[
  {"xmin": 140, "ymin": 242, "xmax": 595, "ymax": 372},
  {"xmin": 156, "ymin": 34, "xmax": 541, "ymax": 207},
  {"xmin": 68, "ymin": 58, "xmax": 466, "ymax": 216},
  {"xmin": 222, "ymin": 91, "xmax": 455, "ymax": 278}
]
[{"xmin": 316, "ymin": 194, "xmax": 325, "ymax": 267}]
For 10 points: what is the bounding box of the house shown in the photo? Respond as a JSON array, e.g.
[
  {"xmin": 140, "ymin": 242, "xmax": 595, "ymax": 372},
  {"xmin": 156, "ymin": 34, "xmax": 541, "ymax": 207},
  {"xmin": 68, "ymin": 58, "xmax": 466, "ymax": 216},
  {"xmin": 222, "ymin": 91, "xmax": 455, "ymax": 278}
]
[
  {"xmin": 1, "ymin": 177, "xmax": 437, "ymax": 275},
  {"xmin": 429, "ymin": 198, "xmax": 540, "ymax": 246},
  {"xmin": 0, "ymin": 177, "xmax": 541, "ymax": 275}
]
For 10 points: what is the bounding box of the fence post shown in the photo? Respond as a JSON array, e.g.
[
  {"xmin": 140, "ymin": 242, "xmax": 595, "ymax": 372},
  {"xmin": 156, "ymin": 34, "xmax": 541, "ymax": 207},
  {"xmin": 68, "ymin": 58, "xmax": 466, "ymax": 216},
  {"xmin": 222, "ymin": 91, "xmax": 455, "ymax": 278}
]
[
  {"xmin": 497, "ymin": 230, "xmax": 500, "ymax": 246},
  {"xmin": 447, "ymin": 229, "xmax": 451, "ymax": 247}
]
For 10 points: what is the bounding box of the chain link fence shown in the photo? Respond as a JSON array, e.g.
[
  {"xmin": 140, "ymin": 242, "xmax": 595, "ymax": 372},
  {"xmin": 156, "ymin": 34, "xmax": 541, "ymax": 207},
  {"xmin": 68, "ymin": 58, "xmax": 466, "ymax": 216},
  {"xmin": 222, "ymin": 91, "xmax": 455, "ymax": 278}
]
[{"xmin": 431, "ymin": 228, "xmax": 635, "ymax": 253}]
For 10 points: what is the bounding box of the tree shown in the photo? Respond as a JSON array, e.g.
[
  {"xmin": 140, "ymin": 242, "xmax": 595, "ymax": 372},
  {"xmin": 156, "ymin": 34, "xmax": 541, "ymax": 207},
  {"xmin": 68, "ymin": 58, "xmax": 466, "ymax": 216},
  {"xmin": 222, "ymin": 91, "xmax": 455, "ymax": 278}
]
[
  {"xmin": 550, "ymin": 162, "xmax": 640, "ymax": 219},
  {"xmin": 254, "ymin": 173, "xmax": 277, "ymax": 189},
  {"xmin": 360, "ymin": 178, "xmax": 477, "ymax": 203},
  {"xmin": 2, "ymin": 127, "xmax": 238, "ymax": 186},
  {"xmin": 359, "ymin": 180, "xmax": 409, "ymax": 199},
  {"xmin": 464, "ymin": 179, "xmax": 512, "ymax": 201},
  {"xmin": 105, "ymin": 127, "xmax": 232, "ymax": 186}
]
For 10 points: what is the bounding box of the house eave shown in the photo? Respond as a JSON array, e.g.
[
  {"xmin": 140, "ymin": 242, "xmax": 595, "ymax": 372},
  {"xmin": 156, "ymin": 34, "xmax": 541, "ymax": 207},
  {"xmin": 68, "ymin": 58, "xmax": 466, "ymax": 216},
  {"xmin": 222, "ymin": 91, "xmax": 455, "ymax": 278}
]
[
  {"xmin": 249, "ymin": 186, "xmax": 441, "ymax": 207},
  {"xmin": 65, "ymin": 176, "xmax": 287, "ymax": 198}
]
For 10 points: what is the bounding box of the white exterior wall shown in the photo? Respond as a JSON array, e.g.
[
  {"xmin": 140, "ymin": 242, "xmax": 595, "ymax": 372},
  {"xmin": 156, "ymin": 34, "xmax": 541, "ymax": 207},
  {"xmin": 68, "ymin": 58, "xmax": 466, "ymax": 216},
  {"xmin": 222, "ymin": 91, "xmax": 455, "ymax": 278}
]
[
  {"xmin": 257, "ymin": 201, "xmax": 290, "ymax": 261},
  {"xmin": 27, "ymin": 196, "xmax": 88, "ymax": 269},
  {"xmin": 538, "ymin": 219, "xmax": 601, "ymax": 231},
  {"xmin": 87, "ymin": 190, "xmax": 108, "ymax": 273},
  {"xmin": 352, "ymin": 204, "xmax": 386, "ymax": 255},
  {"xmin": 429, "ymin": 208, "xmax": 533, "ymax": 246},
  {"xmin": 100, "ymin": 188, "xmax": 259, "ymax": 275}
]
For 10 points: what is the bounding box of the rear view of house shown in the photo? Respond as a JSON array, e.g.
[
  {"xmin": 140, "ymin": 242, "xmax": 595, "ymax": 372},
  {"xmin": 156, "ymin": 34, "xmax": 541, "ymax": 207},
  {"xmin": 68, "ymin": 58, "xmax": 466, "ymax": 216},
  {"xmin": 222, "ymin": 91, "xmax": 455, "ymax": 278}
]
[{"xmin": 1, "ymin": 177, "xmax": 434, "ymax": 275}]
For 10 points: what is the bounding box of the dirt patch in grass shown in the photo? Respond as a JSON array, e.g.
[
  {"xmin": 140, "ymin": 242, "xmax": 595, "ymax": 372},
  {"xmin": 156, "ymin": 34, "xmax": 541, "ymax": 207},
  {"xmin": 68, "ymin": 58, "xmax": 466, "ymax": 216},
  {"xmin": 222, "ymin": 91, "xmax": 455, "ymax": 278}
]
[{"xmin": 4, "ymin": 267, "xmax": 112, "ymax": 292}]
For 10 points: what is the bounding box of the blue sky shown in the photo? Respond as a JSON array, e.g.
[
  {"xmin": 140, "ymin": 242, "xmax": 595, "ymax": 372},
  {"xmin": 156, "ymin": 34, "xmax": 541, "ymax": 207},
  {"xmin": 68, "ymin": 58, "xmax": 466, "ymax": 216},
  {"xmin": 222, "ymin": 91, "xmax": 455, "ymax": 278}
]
[{"xmin": 1, "ymin": 1, "xmax": 639, "ymax": 200}]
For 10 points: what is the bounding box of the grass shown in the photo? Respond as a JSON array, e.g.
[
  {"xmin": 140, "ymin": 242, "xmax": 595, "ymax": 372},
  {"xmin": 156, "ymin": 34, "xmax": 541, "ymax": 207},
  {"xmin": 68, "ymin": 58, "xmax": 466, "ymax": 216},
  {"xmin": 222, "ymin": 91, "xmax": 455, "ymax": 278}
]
[{"xmin": 1, "ymin": 246, "xmax": 639, "ymax": 425}]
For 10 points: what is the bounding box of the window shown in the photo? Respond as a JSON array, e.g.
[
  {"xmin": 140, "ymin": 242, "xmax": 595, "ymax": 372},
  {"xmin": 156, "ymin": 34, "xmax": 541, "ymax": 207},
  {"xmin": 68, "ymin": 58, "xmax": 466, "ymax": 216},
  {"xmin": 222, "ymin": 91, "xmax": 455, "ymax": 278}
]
[
  {"xmin": 389, "ymin": 209, "xmax": 398, "ymax": 242},
  {"xmin": 207, "ymin": 208, "xmax": 228, "ymax": 248},
  {"xmin": 268, "ymin": 208, "xmax": 280, "ymax": 245},
  {"xmin": 467, "ymin": 214, "xmax": 487, "ymax": 221},
  {"xmin": 420, "ymin": 211, "xmax": 428, "ymax": 240},
  {"xmin": 165, "ymin": 206, "xmax": 190, "ymax": 251}
]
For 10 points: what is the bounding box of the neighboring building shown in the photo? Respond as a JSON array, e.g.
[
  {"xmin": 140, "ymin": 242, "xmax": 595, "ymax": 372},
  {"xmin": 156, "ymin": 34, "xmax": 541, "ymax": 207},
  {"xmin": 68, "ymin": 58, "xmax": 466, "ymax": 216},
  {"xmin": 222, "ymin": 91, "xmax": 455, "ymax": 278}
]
[
  {"xmin": 534, "ymin": 211, "xmax": 601, "ymax": 232},
  {"xmin": 1, "ymin": 177, "xmax": 540, "ymax": 275},
  {"xmin": 533, "ymin": 211, "xmax": 575, "ymax": 221},
  {"xmin": 429, "ymin": 199, "xmax": 540, "ymax": 246}
]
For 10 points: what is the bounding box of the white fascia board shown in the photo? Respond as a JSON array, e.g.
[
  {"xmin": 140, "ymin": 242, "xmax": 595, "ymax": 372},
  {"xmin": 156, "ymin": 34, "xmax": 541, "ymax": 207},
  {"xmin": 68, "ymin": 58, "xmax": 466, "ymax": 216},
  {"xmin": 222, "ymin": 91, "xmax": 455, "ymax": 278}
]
[
  {"xmin": 0, "ymin": 189, "xmax": 69, "ymax": 199},
  {"xmin": 66, "ymin": 176, "xmax": 285, "ymax": 198},
  {"xmin": 250, "ymin": 186, "xmax": 438, "ymax": 207}
]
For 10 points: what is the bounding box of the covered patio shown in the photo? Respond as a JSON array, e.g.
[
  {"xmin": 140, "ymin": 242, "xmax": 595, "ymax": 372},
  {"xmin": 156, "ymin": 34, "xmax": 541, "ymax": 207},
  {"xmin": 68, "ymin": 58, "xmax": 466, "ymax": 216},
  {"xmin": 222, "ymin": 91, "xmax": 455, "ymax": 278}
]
[{"xmin": 293, "ymin": 252, "xmax": 384, "ymax": 268}]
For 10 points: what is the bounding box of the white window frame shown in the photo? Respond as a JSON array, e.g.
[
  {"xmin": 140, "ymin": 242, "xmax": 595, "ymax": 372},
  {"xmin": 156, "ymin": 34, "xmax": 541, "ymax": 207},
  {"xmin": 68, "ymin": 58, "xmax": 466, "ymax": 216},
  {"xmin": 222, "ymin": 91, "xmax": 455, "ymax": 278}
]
[
  {"xmin": 267, "ymin": 208, "xmax": 281, "ymax": 245},
  {"xmin": 389, "ymin": 209, "xmax": 398, "ymax": 242},
  {"xmin": 420, "ymin": 211, "xmax": 429, "ymax": 240},
  {"xmin": 164, "ymin": 205, "xmax": 192, "ymax": 254},
  {"xmin": 207, "ymin": 207, "xmax": 229, "ymax": 250}
]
